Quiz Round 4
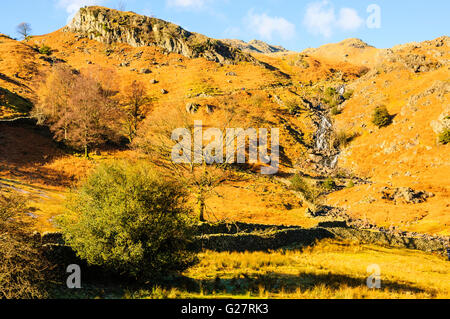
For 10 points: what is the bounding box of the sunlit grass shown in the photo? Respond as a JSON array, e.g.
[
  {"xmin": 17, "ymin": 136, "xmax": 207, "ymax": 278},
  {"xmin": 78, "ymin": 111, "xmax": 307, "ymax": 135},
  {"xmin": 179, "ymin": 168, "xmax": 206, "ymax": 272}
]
[{"xmin": 126, "ymin": 239, "xmax": 449, "ymax": 299}]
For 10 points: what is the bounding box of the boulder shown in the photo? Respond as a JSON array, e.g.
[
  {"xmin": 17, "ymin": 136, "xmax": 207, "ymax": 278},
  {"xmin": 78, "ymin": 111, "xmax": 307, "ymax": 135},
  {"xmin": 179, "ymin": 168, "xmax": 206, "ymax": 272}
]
[
  {"xmin": 205, "ymin": 104, "xmax": 215, "ymax": 114},
  {"xmin": 186, "ymin": 102, "xmax": 200, "ymax": 114},
  {"xmin": 139, "ymin": 68, "xmax": 151, "ymax": 74}
]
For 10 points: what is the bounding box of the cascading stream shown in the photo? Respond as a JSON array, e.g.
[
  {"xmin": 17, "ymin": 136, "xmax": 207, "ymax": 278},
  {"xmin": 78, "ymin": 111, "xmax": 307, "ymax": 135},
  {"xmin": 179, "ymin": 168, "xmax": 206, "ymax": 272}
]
[
  {"xmin": 313, "ymin": 112, "xmax": 339, "ymax": 170},
  {"xmin": 315, "ymin": 115, "xmax": 332, "ymax": 151}
]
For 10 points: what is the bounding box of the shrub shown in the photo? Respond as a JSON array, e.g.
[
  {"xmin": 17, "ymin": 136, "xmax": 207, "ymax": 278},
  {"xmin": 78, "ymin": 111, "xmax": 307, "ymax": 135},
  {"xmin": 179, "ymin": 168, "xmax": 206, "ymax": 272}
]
[
  {"xmin": 290, "ymin": 175, "xmax": 321, "ymax": 204},
  {"xmin": 322, "ymin": 178, "xmax": 336, "ymax": 191},
  {"xmin": 57, "ymin": 161, "xmax": 197, "ymax": 280},
  {"xmin": 346, "ymin": 180, "xmax": 355, "ymax": 188},
  {"xmin": 286, "ymin": 98, "xmax": 301, "ymax": 115},
  {"xmin": 331, "ymin": 106, "xmax": 342, "ymax": 116},
  {"xmin": 0, "ymin": 190, "xmax": 50, "ymax": 299},
  {"xmin": 333, "ymin": 130, "xmax": 354, "ymax": 149},
  {"xmin": 438, "ymin": 128, "xmax": 450, "ymax": 145},
  {"xmin": 39, "ymin": 45, "xmax": 52, "ymax": 56},
  {"xmin": 342, "ymin": 90, "xmax": 354, "ymax": 100},
  {"xmin": 372, "ymin": 105, "xmax": 392, "ymax": 128},
  {"xmin": 324, "ymin": 87, "xmax": 337, "ymax": 99}
]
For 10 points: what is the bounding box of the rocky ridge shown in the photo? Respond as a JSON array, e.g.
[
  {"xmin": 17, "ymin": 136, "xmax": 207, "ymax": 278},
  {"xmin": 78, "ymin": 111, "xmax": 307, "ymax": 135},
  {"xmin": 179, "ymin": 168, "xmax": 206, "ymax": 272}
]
[
  {"xmin": 221, "ymin": 39, "xmax": 289, "ymax": 54},
  {"xmin": 65, "ymin": 6, "xmax": 258, "ymax": 65}
]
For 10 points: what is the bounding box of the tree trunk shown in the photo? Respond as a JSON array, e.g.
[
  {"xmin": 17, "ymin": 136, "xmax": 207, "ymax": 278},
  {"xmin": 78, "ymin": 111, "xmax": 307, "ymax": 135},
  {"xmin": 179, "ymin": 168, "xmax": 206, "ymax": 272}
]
[
  {"xmin": 84, "ymin": 145, "xmax": 88, "ymax": 158},
  {"xmin": 197, "ymin": 196, "xmax": 205, "ymax": 222}
]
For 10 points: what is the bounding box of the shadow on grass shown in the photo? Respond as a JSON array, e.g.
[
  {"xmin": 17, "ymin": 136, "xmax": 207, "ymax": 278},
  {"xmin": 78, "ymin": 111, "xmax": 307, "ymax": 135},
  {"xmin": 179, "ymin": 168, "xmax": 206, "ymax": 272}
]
[
  {"xmin": 51, "ymin": 269, "xmax": 429, "ymax": 299},
  {"xmin": 158, "ymin": 271, "xmax": 428, "ymax": 297}
]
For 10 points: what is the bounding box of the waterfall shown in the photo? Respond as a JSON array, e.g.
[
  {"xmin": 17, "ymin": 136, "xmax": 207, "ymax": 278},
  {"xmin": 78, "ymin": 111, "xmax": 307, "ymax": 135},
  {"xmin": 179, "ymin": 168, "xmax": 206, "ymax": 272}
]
[
  {"xmin": 313, "ymin": 113, "xmax": 339, "ymax": 170},
  {"xmin": 315, "ymin": 115, "xmax": 332, "ymax": 151}
]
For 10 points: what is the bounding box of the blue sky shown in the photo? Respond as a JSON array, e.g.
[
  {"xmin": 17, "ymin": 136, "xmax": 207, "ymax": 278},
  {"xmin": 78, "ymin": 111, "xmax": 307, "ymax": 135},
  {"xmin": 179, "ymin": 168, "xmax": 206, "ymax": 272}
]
[{"xmin": 0, "ymin": 0, "xmax": 448, "ymax": 51}]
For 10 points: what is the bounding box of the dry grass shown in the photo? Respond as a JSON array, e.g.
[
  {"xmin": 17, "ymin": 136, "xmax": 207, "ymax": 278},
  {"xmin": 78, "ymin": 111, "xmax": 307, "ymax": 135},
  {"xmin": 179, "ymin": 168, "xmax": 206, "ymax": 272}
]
[{"xmin": 125, "ymin": 239, "xmax": 450, "ymax": 299}]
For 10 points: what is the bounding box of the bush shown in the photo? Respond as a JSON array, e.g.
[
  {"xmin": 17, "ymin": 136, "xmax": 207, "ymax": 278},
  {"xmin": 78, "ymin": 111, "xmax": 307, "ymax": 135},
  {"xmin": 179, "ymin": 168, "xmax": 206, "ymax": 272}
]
[
  {"xmin": 322, "ymin": 178, "xmax": 336, "ymax": 191},
  {"xmin": 286, "ymin": 98, "xmax": 301, "ymax": 115},
  {"xmin": 333, "ymin": 130, "xmax": 354, "ymax": 149},
  {"xmin": 372, "ymin": 106, "xmax": 392, "ymax": 128},
  {"xmin": 342, "ymin": 90, "xmax": 354, "ymax": 100},
  {"xmin": 0, "ymin": 190, "xmax": 50, "ymax": 299},
  {"xmin": 324, "ymin": 87, "xmax": 337, "ymax": 98},
  {"xmin": 57, "ymin": 161, "xmax": 197, "ymax": 280},
  {"xmin": 438, "ymin": 128, "xmax": 450, "ymax": 145},
  {"xmin": 331, "ymin": 106, "xmax": 342, "ymax": 116},
  {"xmin": 290, "ymin": 175, "xmax": 321, "ymax": 204},
  {"xmin": 39, "ymin": 45, "xmax": 52, "ymax": 56}
]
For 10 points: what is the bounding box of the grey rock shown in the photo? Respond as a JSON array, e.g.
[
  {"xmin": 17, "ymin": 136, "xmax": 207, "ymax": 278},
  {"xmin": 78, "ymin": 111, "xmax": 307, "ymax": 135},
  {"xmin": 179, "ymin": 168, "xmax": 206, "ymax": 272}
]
[
  {"xmin": 65, "ymin": 7, "xmax": 258, "ymax": 65},
  {"xmin": 139, "ymin": 68, "xmax": 152, "ymax": 74}
]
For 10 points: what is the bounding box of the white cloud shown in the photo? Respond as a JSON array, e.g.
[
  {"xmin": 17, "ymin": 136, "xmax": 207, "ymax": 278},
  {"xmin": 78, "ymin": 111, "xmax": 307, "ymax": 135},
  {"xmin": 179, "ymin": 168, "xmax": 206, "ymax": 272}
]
[
  {"xmin": 56, "ymin": 0, "xmax": 107, "ymax": 21},
  {"xmin": 336, "ymin": 8, "xmax": 364, "ymax": 31},
  {"xmin": 245, "ymin": 10, "xmax": 295, "ymax": 40},
  {"xmin": 167, "ymin": 0, "xmax": 208, "ymax": 9},
  {"xmin": 303, "ymin": 1, "xmax": 363, "ymax": 37},
  {"xmin": 304, "ymin": 1, "xmax": 335, "ymax": 37}
]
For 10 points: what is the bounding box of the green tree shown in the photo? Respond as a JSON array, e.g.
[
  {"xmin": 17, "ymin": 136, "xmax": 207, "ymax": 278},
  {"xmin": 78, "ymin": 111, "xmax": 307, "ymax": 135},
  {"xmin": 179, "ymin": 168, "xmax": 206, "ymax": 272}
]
[{"xmin": 57, "ymin": 161, "xmax": 197, "ymax": 280}]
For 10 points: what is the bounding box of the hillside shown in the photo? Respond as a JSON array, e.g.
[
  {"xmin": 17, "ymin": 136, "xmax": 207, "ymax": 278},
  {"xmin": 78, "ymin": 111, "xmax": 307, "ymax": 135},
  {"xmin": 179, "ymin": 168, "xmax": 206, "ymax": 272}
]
[
  {"xmin": 0, "ymin": 6, "xmax": 448, "ymax": 240},
  {"xmin": 327, "ymin": 36, "xmax": 450, "ymax": 235}
]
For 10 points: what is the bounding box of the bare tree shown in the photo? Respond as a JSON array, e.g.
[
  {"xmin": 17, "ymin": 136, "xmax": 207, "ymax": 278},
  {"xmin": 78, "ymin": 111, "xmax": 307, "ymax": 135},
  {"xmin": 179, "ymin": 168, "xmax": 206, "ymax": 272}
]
[
  {"xmin": 122, "ymin": 80, "xmax": 151, "ymax": 143},
  {"xmin": 134, "ymin": 105, "xmax": 252, "ymax": 221},
  {"xmin": 117, "ymin": 0, "xmax": 127, "ymax": 11},
  {"xmin": 32, "ymin": 65, "xmax": 77, "ymax": 141},
  {"xmin": 16, "ymin": 22, "xmax": 32, "ymax": 39},
  {"xmin": 34, "ymin": 66, "xmax": 123, "ymax": 157},
  {"xmin": 64, "ymin": 74, "xmax": 122, "ymax": 157}
]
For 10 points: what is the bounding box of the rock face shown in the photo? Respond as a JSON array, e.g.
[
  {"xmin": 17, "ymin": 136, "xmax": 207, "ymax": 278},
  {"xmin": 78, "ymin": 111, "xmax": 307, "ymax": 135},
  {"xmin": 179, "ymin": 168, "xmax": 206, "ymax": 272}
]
[
  {"xmin": 221, "ymin": 39, "xmax": 289, "ymax": 54},
  {"xmin": 65, "ymin": 6, "xmax": 256, "ymax": 65}
]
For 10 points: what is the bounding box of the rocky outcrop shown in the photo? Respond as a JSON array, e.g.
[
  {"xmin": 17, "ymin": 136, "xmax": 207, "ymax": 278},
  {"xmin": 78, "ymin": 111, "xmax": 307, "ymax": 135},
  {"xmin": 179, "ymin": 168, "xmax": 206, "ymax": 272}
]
[
  {"xmin": 400, "ymin": 53, "xmax": 442, "ymax": 73},
  {"xmin": 380, "ymin": 187, "xmax": 435, "ymax": 204},
  {"xmin": 221, "ymin": 39, "xmax": 289, "ymax": 54},
  {"xmin": 65, "ymin": 6, "xmax": 257, "ymax": 65}
]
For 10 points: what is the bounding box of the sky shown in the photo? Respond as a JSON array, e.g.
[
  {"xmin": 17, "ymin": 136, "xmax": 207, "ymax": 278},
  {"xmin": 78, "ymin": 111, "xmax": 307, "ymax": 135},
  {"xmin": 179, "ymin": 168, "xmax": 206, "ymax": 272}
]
[{"xmin": 0, "ymin": 0, "xmax": 449, "ymax": 51}]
